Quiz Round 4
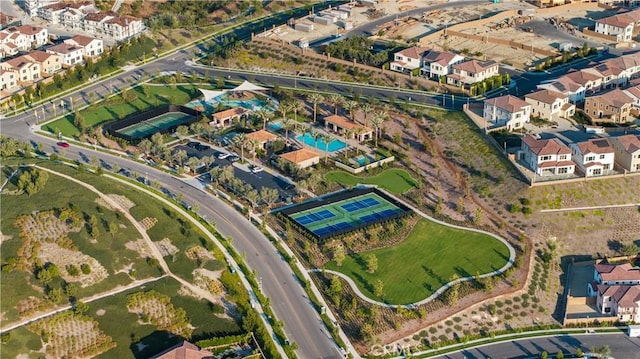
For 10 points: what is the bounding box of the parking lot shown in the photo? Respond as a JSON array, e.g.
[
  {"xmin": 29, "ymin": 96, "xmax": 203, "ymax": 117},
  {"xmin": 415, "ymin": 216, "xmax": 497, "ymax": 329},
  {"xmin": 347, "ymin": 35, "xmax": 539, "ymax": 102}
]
[{"xmin": 174, "ymin": 140, "xmax": 298, "ymax": 203}]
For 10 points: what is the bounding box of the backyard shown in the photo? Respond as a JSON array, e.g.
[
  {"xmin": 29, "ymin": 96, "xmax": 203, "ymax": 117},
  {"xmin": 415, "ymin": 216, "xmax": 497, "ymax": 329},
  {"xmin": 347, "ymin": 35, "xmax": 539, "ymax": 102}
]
[
  {"xmin": 324, "ymin": 169, "xmax": 418, "ymax": 194},
  {"xmin": 324, "ymin": 218, "xmax": 511, "ymax": 304}
]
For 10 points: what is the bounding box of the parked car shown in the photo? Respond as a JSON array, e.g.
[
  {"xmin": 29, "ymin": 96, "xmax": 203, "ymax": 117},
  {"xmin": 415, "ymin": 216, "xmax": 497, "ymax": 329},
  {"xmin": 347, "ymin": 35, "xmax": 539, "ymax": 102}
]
[
  {"xmin": 217, "ymin": 152, "xmax": 231, "ymax": 159},
  {"xmin": 229, "ymin": 155, "xmax": 240, "ymax": 162},
  {"xmin": 251, "ymin": 166, "xmax": 264, "ymax": 173},
  {"xmin": 56, "ymin": 142, "xmax": 70, "ymax": 148}
]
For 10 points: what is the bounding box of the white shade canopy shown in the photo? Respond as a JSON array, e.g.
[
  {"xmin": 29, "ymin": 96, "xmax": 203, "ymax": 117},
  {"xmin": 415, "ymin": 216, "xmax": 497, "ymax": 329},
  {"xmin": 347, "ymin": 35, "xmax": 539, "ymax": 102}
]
[{"xmin": 231, "ymin": 80, "xmax": 269, "ymax": 92}]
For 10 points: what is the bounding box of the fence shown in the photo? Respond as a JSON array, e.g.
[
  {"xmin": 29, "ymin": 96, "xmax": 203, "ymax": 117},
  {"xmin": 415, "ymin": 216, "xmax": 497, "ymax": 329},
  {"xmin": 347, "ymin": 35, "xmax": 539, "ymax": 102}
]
[
  {"xmin": 582, "ymin": 28, "xmax": 618, "ymax": 42},
  {"xmin": 333, "ymin": 156, "xmax": 395, "ymax": 174}
]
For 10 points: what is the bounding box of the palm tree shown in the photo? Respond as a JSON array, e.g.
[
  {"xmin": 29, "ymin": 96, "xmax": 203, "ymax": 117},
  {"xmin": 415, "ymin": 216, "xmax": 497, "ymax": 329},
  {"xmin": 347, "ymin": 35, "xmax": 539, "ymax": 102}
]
[
  {"xmin": 307, "ymin": 93, "xmax": 324, "ymax": 124},
  {"xmin": 320, "ymin": 133, "xmax": 332, "ymax": 164},
  {"xmin": 290, "ymin": 100, "xmax": 304, "ymax": 122},
  {"xmin": 327, "ymin": 93, "xmax": 344, "ymax": 115},
  {"xmin": 255, "ymin": 108, "xmax": 273, "ymax": 130},
  {"xmin": 345, "ymin": 100, "xmax": 359, "ymax": 121},
  {"xmin": 370, "ymin": 111, "xmax": 387, "ymax": 148},
  {"xmin": 233, "ymin": 133, "xmax": 247, "ymax": 161},
  {"xmin": 282, "ymin": 117, "xmax": 294, "ymax": 146},
  {"xmin": 360, "ymin": 103, "xmax": 374, "ymax": 127},
  {"xmin": 309, "ymin": 129, "xmax": 320, "ymax": 150},
  {"xmin": 248, "ymin": 138, "xmax": 260, "ymax": 164},
  {"xmin": 277, "ymin": 101, "xmax": 292, "ymax": 123}
]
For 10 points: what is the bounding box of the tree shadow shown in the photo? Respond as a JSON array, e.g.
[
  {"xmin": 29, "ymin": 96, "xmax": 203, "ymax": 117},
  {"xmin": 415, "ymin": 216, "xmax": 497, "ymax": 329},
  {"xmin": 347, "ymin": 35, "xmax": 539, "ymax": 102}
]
[
  {"xmin": 607, "ymin": 239, "xmax": 623, "ymax": 254},
  {"xmin": 130, "ymin": 330, "xmax": 184, "ymax": 359}
]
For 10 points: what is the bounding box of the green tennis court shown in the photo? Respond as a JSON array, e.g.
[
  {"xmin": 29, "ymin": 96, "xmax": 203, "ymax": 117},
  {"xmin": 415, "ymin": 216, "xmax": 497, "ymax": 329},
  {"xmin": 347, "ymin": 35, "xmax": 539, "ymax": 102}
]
[
  {"xmin": 290, "ymin": 192, "xmax": 405, "ymax": 238},
  {"xmin": 117, "ymin": 112, "xmax": 194, "ymax": 138}
]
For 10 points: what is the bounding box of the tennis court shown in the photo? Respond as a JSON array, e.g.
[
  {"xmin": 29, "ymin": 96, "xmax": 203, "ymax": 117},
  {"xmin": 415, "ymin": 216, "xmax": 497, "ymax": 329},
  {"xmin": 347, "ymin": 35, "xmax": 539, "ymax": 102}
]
[
  {"xmin": 118, "ymin": 112, "xmax": 194, "ymax": 138},
  {"xmin": 288, "ymin": 191, "xmax": 409, "ymax": 239}
]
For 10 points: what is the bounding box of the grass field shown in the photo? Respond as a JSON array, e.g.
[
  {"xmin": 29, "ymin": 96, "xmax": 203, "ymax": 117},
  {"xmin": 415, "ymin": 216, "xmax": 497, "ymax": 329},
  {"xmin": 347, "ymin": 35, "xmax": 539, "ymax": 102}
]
[
  {"xmin": 0, "ymin": 165, "xmax": 152, "ymax": 324},
  {"xmin": 1, "ymin": 277, "xmax": 241, "ymax": 359},
  {"xmin": 325, "ymin": 219, "xmax": 511, "ymax": 304},
  {"xmin": 324, "ymin": 169, "xmax": 418, "ymax": 194},
  {"xmin": 42, "ymin": 83, "xmax": 210, "ymax": 137}
]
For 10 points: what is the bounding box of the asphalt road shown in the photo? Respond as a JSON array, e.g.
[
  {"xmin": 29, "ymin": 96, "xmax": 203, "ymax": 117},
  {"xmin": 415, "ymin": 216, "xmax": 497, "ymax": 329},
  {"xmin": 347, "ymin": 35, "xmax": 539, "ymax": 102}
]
[{"xmin": 441, "ymin": 333, "xmax": 640, "ymax": 359}]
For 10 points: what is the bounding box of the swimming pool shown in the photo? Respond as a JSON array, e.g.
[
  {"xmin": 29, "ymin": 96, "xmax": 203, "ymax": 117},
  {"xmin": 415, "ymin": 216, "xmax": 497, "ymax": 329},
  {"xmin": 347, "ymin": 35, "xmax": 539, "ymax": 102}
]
[
  {"xmin": 354, "ymin": 155, "xmax": 376, "ymax": 166},
  {"xmin": 268, "ymin": 121, "xmax": 283, "ymax": 131},
  {"xmin": 296, "ymin": 133, "xmax": 347, "ymax": 152}
]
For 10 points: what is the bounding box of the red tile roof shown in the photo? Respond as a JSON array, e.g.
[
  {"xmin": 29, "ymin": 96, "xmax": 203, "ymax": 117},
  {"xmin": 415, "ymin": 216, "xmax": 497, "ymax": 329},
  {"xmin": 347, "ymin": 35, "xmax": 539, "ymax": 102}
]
[
  {"xmin": 597, "ymin": 14, "xmax": 635, "ymax": 28},
  {"xmin": 588, "ymin": 88, "xmax": 633, "ymax": 109},
  {"xmin": 596, "ymin": 263, "xmax": 640, "ymax": 282},
  {"xmin": 396, "ymin": 46, "xmax": 428, "ymax": 60},
  {"xmin": 522, "ymin": 134, "xmax": 571, "ymax": 156},
  {"xmin": 612, "ymin": 134, "xmax": 640, "ymax": 154},
  {"xmin": 67, "ymin": 34, "xmax": 98, "ymax": 46},
  {"xmin": 280, "ymin": 148, "xmax": 320, "ymax": 164},
  {"xmin": 576, "ymin": 138, "xmax": 614, "ymax": 155},
  {"xmin": 453, "ymin": 59, "xmax": 497, "ymax": 73},
  {"xmin": 484, "ymin": 95, "xmax": 530, "ymax": 113},
  {"xmin": 525, "ymin": 89, "xmax": 566, "ymax": 104}
]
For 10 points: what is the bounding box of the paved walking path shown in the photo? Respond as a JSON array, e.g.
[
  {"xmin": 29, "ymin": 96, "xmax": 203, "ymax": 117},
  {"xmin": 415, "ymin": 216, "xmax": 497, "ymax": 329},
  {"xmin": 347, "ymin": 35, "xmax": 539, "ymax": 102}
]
[
  {"xmin": 309, "ymin": 186, "xmax": 516, "ymax": 308},
  {"xmin": 540, "ymin": 203, "xmax": 640, "ymax": 213}
]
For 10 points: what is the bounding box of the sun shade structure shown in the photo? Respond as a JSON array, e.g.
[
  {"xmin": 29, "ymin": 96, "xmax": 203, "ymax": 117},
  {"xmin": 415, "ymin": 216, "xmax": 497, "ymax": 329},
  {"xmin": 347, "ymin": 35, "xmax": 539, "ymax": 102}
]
[
  {"xmin": 231, "ymin": 80, "xmax": 269, "ymax": 92},
  {"xmin": 198, "ymin": 89, "xmax": 226, "ymax": 102}
]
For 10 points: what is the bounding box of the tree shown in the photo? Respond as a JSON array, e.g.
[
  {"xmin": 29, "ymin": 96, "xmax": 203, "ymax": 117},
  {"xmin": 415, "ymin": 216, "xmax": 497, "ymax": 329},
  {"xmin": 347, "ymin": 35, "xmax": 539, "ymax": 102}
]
[
  {"xmin": 89, "ymin": 215, "xmax": 99, "ymax": 237},
  {"xmin": 320, "ymin": 133, "xmax": 332, "ymax": 164},
  {"xmin": 622, "ymin": 243, "xmax": 639, "ymax": 261},
  {"xmin": 556, "ymin": 351, "xmax": 564, "ymax": 359},
  {"xmin": 327, "ymin": 94, "xmax": 344, "ymax": 115},
  {"xmin": 307, "ymin": 93, "xmax": 324, "ymax": 124},
  {"xmin": 374, "ymin": 279, "xmax": 384, "ymax": 298},
  {"xmin": 366, "ymin": 254, "xmax": 378, "ymax": 273},
  {"xmin": 344, "ymin": 100, "xmax": 359, "ymax": 121},
  {"xmin": 259, "ymin": 187, "xmax": 279, "ymax": 208},
  {"xmin": 109, "ymin": 222, "xmax": 119, "ymax": 237},
  {"xmin": 333, "ymin": 244, "xmax": 345, "ymax": 266},
  {"xmin": 360, "ymin": 102, "xmax": 374, "ymax": 127},
  {"xmin": 255, "ymin": 108, "xmax": 273, "ymax": 130},
  {"xmin": 245, "ymin": 189, "xmax": 260, "ymax": 208},
  {"xmin": 73, "ymin": 111, "xmax": 85, "ymax": 132},
  {"xmin": 74, "ymin": 301, "xmax": 89, "ymax": 315},
  {"xmin": 370, "ymin": 111, "xmax": 387, "ymax": 148},
  {"xmin": 290, "ymin": 100, "xmax": 303, "ymax": 122},
  {"xmin": 282, "ymin": 117, "xmax": 294, "ymax": 147},
  {"xmin": 445, "ymin": 274, "xmax": 461, "ymax": 305},
  {"xmin": 176, "ymin": 125, "xmax": 189, "ymax": 137},
  {"xmin": 138, "ymin": 138, "xmax": 153, "ymax": 156},
  {"xmin": 248, "ymin": 138, "xmax": 260, "ymax": 163},
  {"xmin": 233, "ymin": 133, "xmax": 247, "ymax": 161},
  {"xmin": 540, "ymin": 351, "xmax": 548, "ymax": 359}
]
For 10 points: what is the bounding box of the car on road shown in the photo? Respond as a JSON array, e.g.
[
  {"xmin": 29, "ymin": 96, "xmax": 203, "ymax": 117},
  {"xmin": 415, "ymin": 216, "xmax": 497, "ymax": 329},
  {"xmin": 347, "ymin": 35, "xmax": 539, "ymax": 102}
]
[
  {"xmin": 56, "ymin": 142, "xmax": 70, "ymax": 148},
  {"xmin": 251, "ymin": 166, "xmax": 264, "ymax": 173},
  {"xmin": 229, "ymin": 155, "xmax": 240, "ymax": 162},
  {"xmin": 217, "ymin": 152, "xmax": 231, "ymax": 159}
]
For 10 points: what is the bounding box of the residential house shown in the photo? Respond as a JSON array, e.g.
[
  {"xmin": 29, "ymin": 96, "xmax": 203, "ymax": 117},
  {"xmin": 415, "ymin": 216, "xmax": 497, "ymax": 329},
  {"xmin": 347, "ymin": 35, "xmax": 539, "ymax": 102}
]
[
  {"xmin": 482, "ymin": 95, "xmax": 531, "ymax": 131},
  {"xmin": 609, "ymin": 134, "xmax": 640, "ymax": 173},
  {"xmin": 0, "ymin": 68, "xmax": 18, "ymax": 91},
  {"xmin": 11, "ymin": 25, "xmax": 48, "ymax": 48},
  {"xmin": 104, "ymin": 15, "xmax": 144, "ymax": 41},
  {"xmin": 595, "ymin": 13, "xmax": 635, "ymax": 42},
  {"xmin": 624, "ymin": 83, "xmax": 640, "ymax": 112},
  {"xmin": 0, "ymin": 29, "xmax": 28, "ymax": 52},
  {"xmin": 279, "ymin": 148, "xmax": 320, "ymax": 169},
  {"xmin": 245, "ymin": 129, "xmax": 278, "ymax": 150},
  {"xmin": 537, "ymin": 76, "xmax": 586, "ymax": 103},
  {"xmin": 524, "ymin": 89, "xmax": 575, "ymax": 121},
  {"xmin": 39, "ymin": 2, "xmax": 93, "ymax": 27},
  {"xmin": 324, "ymin": 114, "xmax": 373, "ymax": 142},
  {"xmin": 23, "ymin": 0, "xmax": 60, "ymax": 17},
  {"xmin": 60, "ymin": 7, "xmax": 86, "ymax": 30},
  {"xmin": 421, "ymin": 49, "xmax": 464, "ymax": 79},
  {"xmin": 38, "ymin": 2, "xmax": 68, "ymax": 24},
  {"xmin": 587, "ymin": 263, "xmax": 640, "ymax": 323},
  {"xmin": 82, "ymin": 11, "xmax": 117, "ymax": 37},
  {"xmin": 150, "ymin": 340, "xmax": 214, "ymax": 359},
  {"xmin": 390, "ymin": 46, "xmax": 427, "ymax": 73},
  {"xmin": 0, "ymin": 55, "xmax": 41, "ymax": 83},
  {"xmin": 584, "ymin": 89, "xmax": 633, "ymax": 124},
  {"xmin": 0, "ymin": 42, "xmax": 20, "ymax": 59},
  {"xmin": 520, "ymin": 134, "xmax": 575, "ymax": 176},
  {"xmin": 26, "ymin": 50, "xmax": 62, "ymax": 75},
  {"xmin": 64, "ymin": 35, "xmax": 103, "ymax": 58},
  {"xmin": 46, "ymin": 43, "xmax": 84, "ymax": 66},
  {"xmin": 570, "ymin": 138, "xmax": 616, "ymax": 177},
  {"xmin": 446, "ymin": 59, "xmax": 499, "ymax": 87}
]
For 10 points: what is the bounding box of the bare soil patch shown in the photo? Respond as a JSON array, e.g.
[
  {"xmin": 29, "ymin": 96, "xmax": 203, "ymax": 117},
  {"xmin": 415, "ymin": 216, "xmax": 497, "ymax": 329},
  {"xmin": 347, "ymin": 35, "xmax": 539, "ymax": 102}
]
[
  {"xmin": 126, "ymin": 290, "xmax": 192, "ymax": 338},
  {"xmin": 153, "ymin": 238, "xmax": 179, "ymax": 257},
  {"xmin": 139, "ymin": 216, "xmax": 158, "ymax": 230},
  {"xmin": 107, "ymin": 194, "xmax": 135, "ymax": 212},
  {"xmin": 37, "ymin": 242, "xmax": 109, "ymax": 288},
  {"xmin": 125, "ymin": 238, "xmax": 153, "ymax": 258}
]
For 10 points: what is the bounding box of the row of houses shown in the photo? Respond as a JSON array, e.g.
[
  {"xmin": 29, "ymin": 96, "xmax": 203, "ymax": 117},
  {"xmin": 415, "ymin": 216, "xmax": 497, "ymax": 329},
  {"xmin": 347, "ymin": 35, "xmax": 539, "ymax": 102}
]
[
  {"xmin": 537, "ymin": 52, "xmax": 640, "ymax": 104},
  {"xmin": 518, "ymin": 133, "xmax": 640, "ymax": 177},
  {"xmin": 390, "ymin": 46, "xmax": 500, "ymax": 87},
  {"xmin": 531, "ymin": 0, "xmax": 640, "ymax": 8},
  {"xmin": 22, "ymin": 1, "xmax": 144, "ymax": 42},
  {"xmin": 0, "ymin": 34, "xmax": 103, "ymax": 94}
]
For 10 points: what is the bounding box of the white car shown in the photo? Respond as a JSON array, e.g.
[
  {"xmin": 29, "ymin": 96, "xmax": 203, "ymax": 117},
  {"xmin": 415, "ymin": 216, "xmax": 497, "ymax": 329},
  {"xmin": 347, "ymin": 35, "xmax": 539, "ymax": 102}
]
[
  {"xmin": 217, "ymin": 152, "xmax": 230, "ymax": 159},
  {"xmin": 251, "ymin": 166, "xmax": 264, "ymax": 173}
]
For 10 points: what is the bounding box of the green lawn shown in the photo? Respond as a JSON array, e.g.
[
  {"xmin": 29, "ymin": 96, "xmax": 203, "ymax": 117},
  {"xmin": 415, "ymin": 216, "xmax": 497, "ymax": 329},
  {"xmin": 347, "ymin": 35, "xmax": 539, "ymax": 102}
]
[
  {"xmin": 42, "ymin": 83, "xmax": 209, "ymax": 137},
  {"xmin": 325, "ymin": 219, "xmax": 511, "ymax": 304},
  {"xmin": 324, "ymin": 169, "xmax": 418, "ymax": 194}
]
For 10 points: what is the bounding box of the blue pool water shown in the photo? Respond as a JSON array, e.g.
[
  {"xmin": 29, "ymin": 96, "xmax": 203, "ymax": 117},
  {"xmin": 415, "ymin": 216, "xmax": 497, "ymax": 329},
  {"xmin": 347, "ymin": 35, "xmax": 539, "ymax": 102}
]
[
  {"xmin": 268, "ymin": 121, "xmax": 283, "ymax": 131},
  {"xmin": 296, "ymin": 133, "xmax": 347, "ymax": 152},
  {"xmin": 355, "ymin": 155, "xmax": 375, "ymax": 166}
]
